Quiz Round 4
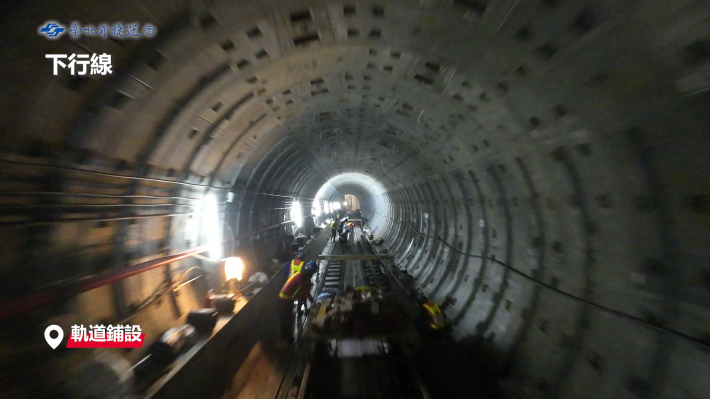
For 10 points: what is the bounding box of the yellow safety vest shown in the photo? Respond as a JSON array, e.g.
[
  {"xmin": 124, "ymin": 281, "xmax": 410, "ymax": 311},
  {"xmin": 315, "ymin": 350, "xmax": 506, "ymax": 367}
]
[
  {"xmin": 279, "ymin": 273, "xmax": 302, "ymax": 299},
  {"xmin": 422, "ymin": 302, "xmax": 447, "ymax": 330},
  {"xmin": 290, "ymin": 259, "xmax": 303, "ymax": 277}
]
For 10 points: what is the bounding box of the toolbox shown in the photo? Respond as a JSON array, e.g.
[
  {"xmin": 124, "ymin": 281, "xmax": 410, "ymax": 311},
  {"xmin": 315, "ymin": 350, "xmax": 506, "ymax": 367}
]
[{"xmin": 187, "ymin": 308, "xmax": 219, "ymax": 334}]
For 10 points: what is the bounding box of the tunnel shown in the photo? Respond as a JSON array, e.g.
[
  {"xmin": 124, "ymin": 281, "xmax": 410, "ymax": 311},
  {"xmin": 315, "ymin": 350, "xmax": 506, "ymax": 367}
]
[{"xmin": 1, "ymin": 0, "xmax": 710, "ymax": 398}]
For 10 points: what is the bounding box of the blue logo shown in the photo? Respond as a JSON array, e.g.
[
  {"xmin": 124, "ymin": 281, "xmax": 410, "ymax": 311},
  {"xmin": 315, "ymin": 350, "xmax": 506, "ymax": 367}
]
[{"xmin": 38, "ymin": 21, "xmax": 66, "ymax": 39}]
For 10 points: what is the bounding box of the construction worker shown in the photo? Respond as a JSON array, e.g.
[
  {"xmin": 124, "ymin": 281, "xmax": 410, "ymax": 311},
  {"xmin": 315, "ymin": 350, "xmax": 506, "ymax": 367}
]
[
  {"xmin": 296, "ymin": 260, "xmax": 317, "ymax": 315},
  {"xmin": 417, "ymin": 295, "xmax": 449, "ymax": 332},
  {"xmin": 286, "ymin": 251, "xmax": 305, "ymax": 277},
  {"xmin": 330, "ymin": 217, "xmax": 340, "ymax": 242},
  {"xmin": 338, "ymin": 218, "xmax": 348, "ymax": 235},
  {"xmin": 338, "ymin": 227, "xmax": 351, "ymax": 254},
  {"xmin": 278, "ymin": 262, "xmax": 317, "ymax": 341}
]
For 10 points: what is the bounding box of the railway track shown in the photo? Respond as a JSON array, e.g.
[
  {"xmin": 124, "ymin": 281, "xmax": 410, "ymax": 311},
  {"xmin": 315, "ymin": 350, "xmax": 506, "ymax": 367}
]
[
  {"xmin": 316, "ymin": 224, "xmax": 393, "ymax": 296},
  {"xmin": 358, "ymin": 235, "xmax": 393, "ymax": 294},
  {"xmin": 277, "ymin": 223, "xmax": 431, "ymax": 399}
]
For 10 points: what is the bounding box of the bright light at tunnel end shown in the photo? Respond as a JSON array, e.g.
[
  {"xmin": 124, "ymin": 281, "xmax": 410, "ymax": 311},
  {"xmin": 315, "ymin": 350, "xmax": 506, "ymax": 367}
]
[
  {"xmin": 312, "ymin": 172, "xmax": 389, "ymax": 230},
  {"xmin": 312, "ymin": 203, "xmax": 320, "ymax": 217}
]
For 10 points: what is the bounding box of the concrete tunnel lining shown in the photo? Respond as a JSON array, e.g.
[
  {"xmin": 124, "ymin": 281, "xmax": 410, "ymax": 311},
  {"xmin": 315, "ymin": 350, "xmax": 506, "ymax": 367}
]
[{"xmin": 1, "ymin": 0, "xmax": 710, "ymax": 398}]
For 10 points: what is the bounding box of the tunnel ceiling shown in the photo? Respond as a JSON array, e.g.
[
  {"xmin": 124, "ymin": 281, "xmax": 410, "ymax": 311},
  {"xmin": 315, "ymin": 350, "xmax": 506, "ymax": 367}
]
[
  {"xmin": 134, "ymin": 19, "xmax": 520, "ymax": 196},
  {"xmin": 7, "ymin": 0, "xmax": 706, "ymax": 201},
  {"xmin": 2, "ymin": 0, "xmax": 569, "ymax": 197},
  {"xmin": 2, "ymin": 0, "xmax": 710, "ymax": 398}
]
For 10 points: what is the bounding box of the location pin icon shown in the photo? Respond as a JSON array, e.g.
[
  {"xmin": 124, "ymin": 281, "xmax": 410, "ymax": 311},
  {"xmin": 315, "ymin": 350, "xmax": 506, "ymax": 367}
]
[{"xmin": 44, "ymin": 325, "xmax": 63, "ymax": 349}]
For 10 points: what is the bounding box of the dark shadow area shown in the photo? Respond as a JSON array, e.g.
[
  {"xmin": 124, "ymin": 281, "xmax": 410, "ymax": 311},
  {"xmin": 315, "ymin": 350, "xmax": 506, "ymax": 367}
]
[{"xmin": 416, "ymin": 336, "xmax": 506, "ymax": 399}]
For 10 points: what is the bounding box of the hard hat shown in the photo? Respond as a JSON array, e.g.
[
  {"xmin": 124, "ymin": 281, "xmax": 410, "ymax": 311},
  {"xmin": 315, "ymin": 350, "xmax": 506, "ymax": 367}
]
[{"xmin": 303, "ymin": 261, "xmax": 317, "ymax": 275}]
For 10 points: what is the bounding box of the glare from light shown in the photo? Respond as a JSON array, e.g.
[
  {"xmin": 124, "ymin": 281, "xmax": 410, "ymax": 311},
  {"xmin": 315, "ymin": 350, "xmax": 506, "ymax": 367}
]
[
  {"xmin": 312, "ymin": 173, "xmax": 389, "ymax": 231},
  {"xmin": 331, "ymin": 202, "xmax": 339, "ymax": 211},
  {"xmin": 223, "ymin": 257, "xmax": 243, "ymax": 281},
  {"xmin": 291, "ymin": 200, "xmax": 303, "ymax": 228},
  {"xmin": 200, "ymin": 194, "xmax": 222, "ymax": 261},
  {"xmin": 343, "ymin": 201, "xmax": 348, "ymax": 205},
  {"xmin": 313, "ymin": 201, "xmax": 321, "ymax": 217}
]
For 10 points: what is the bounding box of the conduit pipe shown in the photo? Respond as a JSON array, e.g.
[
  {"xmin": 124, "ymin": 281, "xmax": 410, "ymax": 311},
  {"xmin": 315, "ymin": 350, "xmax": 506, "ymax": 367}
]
[
  {"xmin": 0, "ymin": 244, "xmax": 213, "ymax": 321},
  {"xmin": 0, "ymin": 215, "xmax": 313, "ymax": 320}
]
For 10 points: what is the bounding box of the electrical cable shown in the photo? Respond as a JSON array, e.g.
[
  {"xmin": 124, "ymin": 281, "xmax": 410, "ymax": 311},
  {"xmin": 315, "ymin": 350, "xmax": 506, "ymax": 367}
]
[
  {"xmin": 0, "ymin": 191, "xmax": 204, "ymax": 201},
  {"xmin": 173, "ymin": 275, "xmax": 204, "ymax": 290},
  {"xmin": 115, "ymin": 281, "xmax": 172, "ymax": 325},
  {"xmin": 115, "ymin": 271, "xmax": 208, "ymax": 325},
  {"xmin": 188, "ymin": 217, "xmax": 236, "ymax": 262},
  {"xmin": 0, "ymin": 203, "xmax": 196, "ymax": 209},
  {"xmin": 189, "ymin": 253, "xmax": 214, "ymax": 262},
  {"xmin": 114, "ymin": 236, "xmax": 211, "ymax": 325},
  {"xmin": 54, "ymin": 212, "xmax": 273, "ymax": 326},
  {"xmin": 250, "ymin": 192, "xmax": 315, "ymax": 200},
  {"xmin": 395, "ymin": 220, "xmax": 710, "ymax": 352},
  {"xmin": 0, "ymin": 212, "xmax": 197, "ymax": 227},
  {"xmin": 174, "ymin": 266, "xmax": 209, "ymax": 282},
  {"xmin": 0, "ymin": 158, "xmax": 228, "ymax": 189}
]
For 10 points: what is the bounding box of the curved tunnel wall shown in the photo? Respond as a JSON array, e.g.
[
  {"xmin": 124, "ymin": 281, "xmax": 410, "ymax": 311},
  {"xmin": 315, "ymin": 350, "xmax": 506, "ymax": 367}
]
[{"xmin": 1, "ymin": 0, "xmax": 710, "ymax": 397}]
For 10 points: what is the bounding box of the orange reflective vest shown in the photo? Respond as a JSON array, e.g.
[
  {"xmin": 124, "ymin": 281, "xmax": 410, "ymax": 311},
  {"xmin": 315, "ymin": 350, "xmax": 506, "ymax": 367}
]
[
  {"xmin": 422, "ymin": 302, "xmax": 447, "ymax": 330},
  {"xmin": 289, "ymin": 259, "xmax": 303, "ymax": 277},
  {"xmin": 279, "ymin": 274, "xmax": 302, "ymax": 299},
  {"xmin": 279, "ymin": 273, "xmax": 313, "ymax": 302}
]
